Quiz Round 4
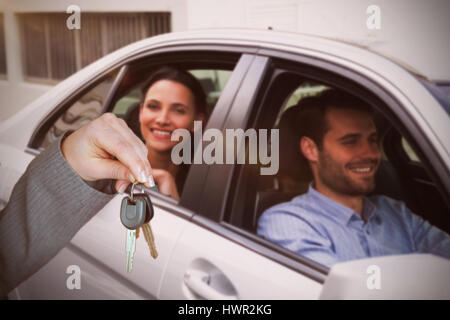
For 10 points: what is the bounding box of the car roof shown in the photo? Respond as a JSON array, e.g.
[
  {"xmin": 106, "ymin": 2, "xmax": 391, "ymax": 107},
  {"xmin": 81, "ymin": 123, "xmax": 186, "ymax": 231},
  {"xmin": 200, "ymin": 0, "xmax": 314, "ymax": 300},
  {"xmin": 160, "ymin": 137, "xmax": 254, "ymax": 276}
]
[
  {"xmin": 119, "ymin": 28, "xmax": 427, "ymax": 80},
  {"xmin": 2, "ymin": 28, "xmax": 447, "ymax": 163}
]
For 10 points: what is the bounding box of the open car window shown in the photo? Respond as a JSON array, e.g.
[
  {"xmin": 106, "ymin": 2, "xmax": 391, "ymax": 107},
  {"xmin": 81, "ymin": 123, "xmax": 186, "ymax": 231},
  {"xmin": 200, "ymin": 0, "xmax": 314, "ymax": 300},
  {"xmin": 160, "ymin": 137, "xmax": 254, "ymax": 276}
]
[
  {"xmin": 36, "ymin": 70, "xmax": 119, "ymax": 151},
  {"xmin": 105, "ymin": 52, "xmax": 240, "ymax": 199},
  {"xmin": 221, "ymin": 58, "xmax": 450, "ymax": 268},
  {"xmin": 112, "ymin": 69, "xmax": 232, "ymax": 125}
]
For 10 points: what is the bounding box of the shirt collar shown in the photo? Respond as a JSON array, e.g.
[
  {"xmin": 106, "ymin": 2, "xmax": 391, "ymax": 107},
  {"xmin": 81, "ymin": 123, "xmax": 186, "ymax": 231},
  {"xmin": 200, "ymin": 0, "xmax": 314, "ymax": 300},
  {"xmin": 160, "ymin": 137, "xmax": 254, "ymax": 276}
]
[{"xmin": 301, "ymin": 183, "xmax": 376, "ymax": 227}]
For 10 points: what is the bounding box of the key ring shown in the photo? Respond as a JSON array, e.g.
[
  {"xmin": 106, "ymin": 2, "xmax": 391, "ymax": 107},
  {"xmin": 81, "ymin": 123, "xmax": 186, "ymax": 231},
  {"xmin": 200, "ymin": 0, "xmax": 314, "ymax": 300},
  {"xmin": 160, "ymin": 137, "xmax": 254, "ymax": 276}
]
[{"xmin": 130, "ymin": 182, "xmax": 138, "ymax": 202}]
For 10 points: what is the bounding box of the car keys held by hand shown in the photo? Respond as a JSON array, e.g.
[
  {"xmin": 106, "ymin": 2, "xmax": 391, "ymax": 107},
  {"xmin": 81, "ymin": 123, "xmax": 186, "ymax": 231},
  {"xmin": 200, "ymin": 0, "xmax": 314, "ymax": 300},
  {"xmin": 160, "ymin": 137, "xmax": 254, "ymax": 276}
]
[{"xmin": 120, "ymin": 181, "xmax": 158, "ymax": 273}]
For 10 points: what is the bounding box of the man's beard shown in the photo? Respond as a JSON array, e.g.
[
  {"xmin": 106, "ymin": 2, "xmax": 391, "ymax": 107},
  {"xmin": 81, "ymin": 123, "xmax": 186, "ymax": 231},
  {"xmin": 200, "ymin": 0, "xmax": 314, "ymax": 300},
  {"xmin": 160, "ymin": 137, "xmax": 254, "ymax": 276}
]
[{"xmin": 317, "ymin": 150, "xmax": 378, "ymax": 197}]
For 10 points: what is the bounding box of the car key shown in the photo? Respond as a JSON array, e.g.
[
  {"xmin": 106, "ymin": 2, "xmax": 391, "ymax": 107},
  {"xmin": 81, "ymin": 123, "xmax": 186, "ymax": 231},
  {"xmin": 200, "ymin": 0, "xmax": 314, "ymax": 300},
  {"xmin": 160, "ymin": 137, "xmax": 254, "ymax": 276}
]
[
  {"xmin": 125, "ymin": 228, "xmax": 136, "ymax": 273},
  {"xmin": 121, "ymin": 180, "xmax": 159, "ymax": 271},
  {"xmin": 130, "ymin": 181, "xmax": 159, "ymax": 259},
  {"xmin": 142, "ymin": 222, "xmax": 158, "ymax": 259},
  {"xmin": 121, "ymin": 183, "xmax": 148, "ymax": 272},
  {"xmin": 137, "ymin": 188, "xmax": 158, "ymax": 259}
]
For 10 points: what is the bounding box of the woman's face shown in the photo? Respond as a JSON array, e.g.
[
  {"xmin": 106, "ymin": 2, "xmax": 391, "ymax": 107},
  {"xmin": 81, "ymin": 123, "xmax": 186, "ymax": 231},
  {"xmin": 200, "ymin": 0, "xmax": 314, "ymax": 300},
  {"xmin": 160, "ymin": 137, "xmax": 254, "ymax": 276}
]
[{"xmin": 139, "ymin": 79, "xmax": 199, "ymax": 153}]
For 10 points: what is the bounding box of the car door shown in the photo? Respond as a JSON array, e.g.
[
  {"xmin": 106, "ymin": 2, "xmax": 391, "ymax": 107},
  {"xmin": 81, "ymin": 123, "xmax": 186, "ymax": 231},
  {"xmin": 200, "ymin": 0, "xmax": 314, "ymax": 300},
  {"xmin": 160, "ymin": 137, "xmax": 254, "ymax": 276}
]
[
  {"xmin": 9, "ymin": 195, "xmax": 194, "ymax": 299},
  {"xmin": 1, "ymin": 69, "xmax": 134, "ymax": 299},
  {"xmin": 160, "ymin": 42, "xmax": 450, "ymax": 299},
  {"xmin": 5, "ymin": 66, "xmax": 181, "ymax": 299},
  {"xmin": 159, "ymin": 56, "xmax": 327, "ymax": 299}
]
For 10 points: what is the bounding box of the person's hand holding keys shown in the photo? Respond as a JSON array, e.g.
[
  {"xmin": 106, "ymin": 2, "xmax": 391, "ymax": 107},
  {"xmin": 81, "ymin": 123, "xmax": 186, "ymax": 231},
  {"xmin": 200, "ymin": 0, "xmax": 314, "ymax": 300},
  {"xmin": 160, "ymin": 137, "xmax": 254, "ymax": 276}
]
[{"xmin": 61, "ymin": 113, "xmax": 153, "ymax": 192}]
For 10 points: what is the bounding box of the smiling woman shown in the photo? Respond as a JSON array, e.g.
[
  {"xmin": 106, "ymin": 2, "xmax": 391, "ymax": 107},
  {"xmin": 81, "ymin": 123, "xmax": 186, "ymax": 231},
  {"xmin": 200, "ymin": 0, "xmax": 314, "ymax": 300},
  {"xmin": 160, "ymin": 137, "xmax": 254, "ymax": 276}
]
[{"xmin": 136, "ymin": 66, "xmax": 207, "ymax": 199}]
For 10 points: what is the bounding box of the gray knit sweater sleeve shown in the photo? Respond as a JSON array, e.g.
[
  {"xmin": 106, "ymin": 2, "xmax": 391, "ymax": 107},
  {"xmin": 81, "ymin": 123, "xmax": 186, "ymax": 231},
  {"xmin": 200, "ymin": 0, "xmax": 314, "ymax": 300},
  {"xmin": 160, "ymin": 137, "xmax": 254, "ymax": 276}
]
[{"xmin": 0, "ymin": 137, "xmax": 115, "ymax": 297}]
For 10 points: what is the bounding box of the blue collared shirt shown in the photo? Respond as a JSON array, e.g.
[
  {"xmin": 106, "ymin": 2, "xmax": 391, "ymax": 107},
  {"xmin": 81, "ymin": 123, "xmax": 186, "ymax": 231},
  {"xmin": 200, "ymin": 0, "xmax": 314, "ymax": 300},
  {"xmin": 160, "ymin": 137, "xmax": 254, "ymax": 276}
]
[{"xmin": 257, "ymin": 185, "xmax": 450, "ymax": 267}]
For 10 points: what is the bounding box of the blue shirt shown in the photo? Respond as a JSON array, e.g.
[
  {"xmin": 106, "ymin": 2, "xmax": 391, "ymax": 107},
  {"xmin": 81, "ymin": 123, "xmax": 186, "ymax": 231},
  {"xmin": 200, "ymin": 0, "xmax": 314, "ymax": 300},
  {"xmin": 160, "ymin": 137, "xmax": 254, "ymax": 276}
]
[{"xmin": 257, "ymin": 185, "xmax": 450, "ymax": 267}]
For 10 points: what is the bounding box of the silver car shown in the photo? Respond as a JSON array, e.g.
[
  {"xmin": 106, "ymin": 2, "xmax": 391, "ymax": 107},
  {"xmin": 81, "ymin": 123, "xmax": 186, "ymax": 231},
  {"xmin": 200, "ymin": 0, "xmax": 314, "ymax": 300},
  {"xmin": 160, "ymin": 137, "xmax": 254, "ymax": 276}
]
[{"xmin": 1, "ymin": 29, "xmax": 449, "ymax": 299}]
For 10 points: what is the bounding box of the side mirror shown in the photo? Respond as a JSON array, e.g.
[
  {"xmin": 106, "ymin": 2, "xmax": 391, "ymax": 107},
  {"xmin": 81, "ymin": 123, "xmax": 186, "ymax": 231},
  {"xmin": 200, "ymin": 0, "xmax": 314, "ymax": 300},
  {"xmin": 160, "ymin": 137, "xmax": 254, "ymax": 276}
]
[{"xmin": 319, "ymin": 254, "xmax": 450, "ymax": 299}]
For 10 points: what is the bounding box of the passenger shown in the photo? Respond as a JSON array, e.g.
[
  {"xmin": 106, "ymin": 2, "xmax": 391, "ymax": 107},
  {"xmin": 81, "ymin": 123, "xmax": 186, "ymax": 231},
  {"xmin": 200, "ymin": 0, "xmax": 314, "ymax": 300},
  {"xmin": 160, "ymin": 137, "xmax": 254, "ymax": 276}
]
[
  {"xmin": 119, "ymin": 66, "xmax": 206, "ymax": 200},
  {"xmin": 257, "ymin": 89, "xmax": 450, "ymax": 267}
]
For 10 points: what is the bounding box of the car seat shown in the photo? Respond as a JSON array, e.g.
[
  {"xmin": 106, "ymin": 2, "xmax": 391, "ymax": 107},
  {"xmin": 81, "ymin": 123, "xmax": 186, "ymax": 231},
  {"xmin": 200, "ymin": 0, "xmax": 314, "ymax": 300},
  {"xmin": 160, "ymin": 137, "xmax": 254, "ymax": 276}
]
[{"xmin": 251, "ymin": 105, "xmax": 310, "ymax": 231}]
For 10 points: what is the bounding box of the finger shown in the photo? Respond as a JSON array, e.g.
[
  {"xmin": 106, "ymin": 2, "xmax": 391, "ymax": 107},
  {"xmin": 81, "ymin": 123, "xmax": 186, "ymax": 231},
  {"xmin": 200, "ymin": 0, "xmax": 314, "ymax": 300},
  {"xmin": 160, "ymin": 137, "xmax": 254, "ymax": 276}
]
[
  {"xmin": 150, "ymin": 169, "xmax": 180, "ymax": 200},
  {"xmin": 90, "ymin": 158, "xmax": 135, "ymax": 182},
  {"xmin": 116, "ymin": 117, "xmax": 149, "ymax": 159},
  {"xmin": 148, "ymin": 169, "xmax": 166, "ymax": 182},
  {"xmin": 115, "ymin": 118, "xmax": 155, "ymax": 184},
  {"xmin": 115, "ymin": 179, "xmax": 130, "ymax": 194},
  {"xmin": 92, "ymin": 127, "xmax": 149, "ymax": 183},
  {"xmin": 101, "ymin": 113, "xmax": 151, "ymax": 176}
]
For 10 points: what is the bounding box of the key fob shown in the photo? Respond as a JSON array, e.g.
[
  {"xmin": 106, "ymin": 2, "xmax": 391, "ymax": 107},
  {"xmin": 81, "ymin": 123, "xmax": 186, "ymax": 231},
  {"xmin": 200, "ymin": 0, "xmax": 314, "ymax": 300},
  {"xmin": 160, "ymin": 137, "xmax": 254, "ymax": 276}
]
[
  {"xmin": 120, "ymin": 196, "xmax": 147, "ymax": 230},
  {"xmin": 141, "ymin": 193, "xmax": 154, "ymax": 223},
  {"xmin": 132, "ymin": 192, "xmax": 154, "ymax": 223}
]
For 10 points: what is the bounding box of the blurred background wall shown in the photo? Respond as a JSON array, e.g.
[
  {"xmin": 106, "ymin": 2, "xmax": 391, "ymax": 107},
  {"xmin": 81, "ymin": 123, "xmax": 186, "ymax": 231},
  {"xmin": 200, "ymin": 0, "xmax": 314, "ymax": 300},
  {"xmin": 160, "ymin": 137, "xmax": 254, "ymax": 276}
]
[{"xmin": 0, "ymin": 0, "xmax": 449, "ymax": 121}]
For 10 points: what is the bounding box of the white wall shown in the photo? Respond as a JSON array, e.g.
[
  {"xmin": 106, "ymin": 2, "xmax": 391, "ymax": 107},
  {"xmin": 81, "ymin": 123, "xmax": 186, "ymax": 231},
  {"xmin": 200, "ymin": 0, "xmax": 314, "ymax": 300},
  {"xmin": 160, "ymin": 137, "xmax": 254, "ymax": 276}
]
[
  {"xmin": 1, "ymin": 0, "xmax": 449, "ymax": 121},
  {"xmin": 0, "ymin": 0, "xmax": 188, "ymax": 121},
  {"xmin": 187, "ymin": 0, "xmax": 450, "ymax": 81}
]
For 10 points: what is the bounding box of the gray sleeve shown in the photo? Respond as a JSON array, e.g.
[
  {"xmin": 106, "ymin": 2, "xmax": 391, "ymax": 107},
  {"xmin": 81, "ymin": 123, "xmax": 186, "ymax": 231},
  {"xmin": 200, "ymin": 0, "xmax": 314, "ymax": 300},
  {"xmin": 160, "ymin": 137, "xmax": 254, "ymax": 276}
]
[{"xmin": 0, "ymin": 137, "xmax": 115, "ymax": 297}]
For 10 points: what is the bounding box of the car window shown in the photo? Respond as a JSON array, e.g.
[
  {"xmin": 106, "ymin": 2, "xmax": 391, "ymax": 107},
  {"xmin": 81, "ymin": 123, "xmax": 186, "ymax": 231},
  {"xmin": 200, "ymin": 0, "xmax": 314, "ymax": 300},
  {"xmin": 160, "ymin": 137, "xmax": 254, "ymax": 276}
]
[
  {"xmin": 420, "ymin": 79, "xmax": 450, "ymax": 115},
  {"xmin": 401, "ymin": 137, "xmax": 421, "ymax": 163},
  {"xmin": 113, "ymin": 88, "xmax": 142, "ymax": 117},
  {"xmin": 112, "ymin": 69, "xmax": 232, "ymax": 120},
  {"xmin": 222, "ymin": 60, "xmax": 450, "ymax": 268},
  {"xmin": 37, "ymin": 70, "xmax": 118, "ymax": 150},
  {"xmin": 274, "ymin": 83, "xmax": 329, "ymax": 128},
  {"xmin": 225, "ymin": 75, "xmax": 333, "ymax": 232},
  {"xmin": 108, "ymin": 59, "xmax": 237, "ymax": 199}
]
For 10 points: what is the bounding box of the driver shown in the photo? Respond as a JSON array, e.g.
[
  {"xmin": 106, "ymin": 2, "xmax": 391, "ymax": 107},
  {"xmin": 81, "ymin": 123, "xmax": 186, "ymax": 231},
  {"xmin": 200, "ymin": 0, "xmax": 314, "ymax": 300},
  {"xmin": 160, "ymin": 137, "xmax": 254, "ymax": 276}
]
[{"xmin": 257, "ymin": 89, "xmax": 450, "ymax": 267}]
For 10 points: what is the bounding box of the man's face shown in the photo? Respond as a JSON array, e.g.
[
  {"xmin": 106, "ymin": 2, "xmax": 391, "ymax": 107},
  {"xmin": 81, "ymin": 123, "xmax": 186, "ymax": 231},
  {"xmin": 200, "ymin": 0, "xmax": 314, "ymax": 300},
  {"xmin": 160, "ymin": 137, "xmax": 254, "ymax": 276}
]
[{"xmin": 316, "ymin": 107, "xmax": 381, "ymax": 197}]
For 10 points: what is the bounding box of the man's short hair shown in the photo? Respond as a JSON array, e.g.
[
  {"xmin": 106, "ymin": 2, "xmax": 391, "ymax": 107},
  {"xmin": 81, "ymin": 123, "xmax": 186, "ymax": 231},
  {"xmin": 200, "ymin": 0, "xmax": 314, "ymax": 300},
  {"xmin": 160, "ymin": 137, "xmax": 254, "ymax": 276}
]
[{"xmin": 294, "ymin": 89, "xmax": 373, "ymax": 150}]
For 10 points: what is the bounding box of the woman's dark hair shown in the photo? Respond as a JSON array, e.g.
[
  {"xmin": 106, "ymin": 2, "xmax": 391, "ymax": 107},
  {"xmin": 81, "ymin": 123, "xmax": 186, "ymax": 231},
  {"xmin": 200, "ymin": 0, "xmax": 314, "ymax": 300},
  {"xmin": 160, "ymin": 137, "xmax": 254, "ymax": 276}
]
[{"xmin": 140, "ymin": 66, "xmax": 207, "ymax": 115}]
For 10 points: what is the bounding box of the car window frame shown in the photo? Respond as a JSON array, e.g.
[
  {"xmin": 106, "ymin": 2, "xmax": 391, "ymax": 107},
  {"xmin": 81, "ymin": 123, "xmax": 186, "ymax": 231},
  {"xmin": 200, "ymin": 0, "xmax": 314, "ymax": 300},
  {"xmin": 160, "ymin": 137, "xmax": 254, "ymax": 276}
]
[
  {"xmin": 26, "ymin": 44, "xmax": 259, "ymax": 154},
  {"xmin": 102, "ymin": 51, "xmax": 245, "ymax": 115},
  {"xmin": 27, "ymin": 66, "xmax": 125, "ymax": 152},
  {"xmin": 98, "ymin": 50, "xmax": 256, "ymax": 206},
  {"xmin": 26, "ymin": 44, "xmax": 260, "ymax": 222}
]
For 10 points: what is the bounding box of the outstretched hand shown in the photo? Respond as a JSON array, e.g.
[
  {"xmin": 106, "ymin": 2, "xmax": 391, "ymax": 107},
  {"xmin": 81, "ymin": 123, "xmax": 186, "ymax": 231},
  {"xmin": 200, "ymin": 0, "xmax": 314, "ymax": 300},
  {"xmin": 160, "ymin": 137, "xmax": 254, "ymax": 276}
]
[
  {"xmin": 61, "ymin": 113, "xmax": 153, "ymax": 191},
  {"xmin": 61, "ymin": 113, "xmax": 180, "ymax": 199}
]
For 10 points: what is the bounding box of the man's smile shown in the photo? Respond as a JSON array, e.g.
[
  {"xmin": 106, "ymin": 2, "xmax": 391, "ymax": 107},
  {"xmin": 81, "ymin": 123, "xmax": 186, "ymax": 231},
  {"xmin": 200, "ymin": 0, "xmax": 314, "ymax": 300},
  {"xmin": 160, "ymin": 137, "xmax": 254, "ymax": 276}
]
[{"xmin": 346, "ymin": 161, "xmax": 378, "ymax": 177}]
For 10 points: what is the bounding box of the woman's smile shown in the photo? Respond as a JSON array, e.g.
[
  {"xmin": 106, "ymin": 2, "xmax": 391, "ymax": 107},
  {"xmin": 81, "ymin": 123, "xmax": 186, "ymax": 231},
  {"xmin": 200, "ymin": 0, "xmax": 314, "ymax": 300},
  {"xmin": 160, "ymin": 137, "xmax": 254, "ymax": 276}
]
[{"xmin": 150, "ymin": 128, "xmax": 173, "ymax": 139}]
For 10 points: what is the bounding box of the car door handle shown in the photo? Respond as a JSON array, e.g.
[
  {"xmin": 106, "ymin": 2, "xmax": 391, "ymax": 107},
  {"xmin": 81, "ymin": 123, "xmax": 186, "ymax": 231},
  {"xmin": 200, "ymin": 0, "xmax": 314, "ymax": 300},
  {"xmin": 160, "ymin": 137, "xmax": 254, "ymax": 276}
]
[{"xmin": 184, "ymin": 269, "xmax": 238, "ymax": 300}]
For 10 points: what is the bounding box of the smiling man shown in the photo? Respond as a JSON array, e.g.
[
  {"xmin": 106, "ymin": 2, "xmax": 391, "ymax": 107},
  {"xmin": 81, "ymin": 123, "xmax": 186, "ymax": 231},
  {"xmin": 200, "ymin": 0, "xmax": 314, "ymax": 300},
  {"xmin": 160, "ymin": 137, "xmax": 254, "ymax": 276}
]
[{"xmin": 257, "ymin": 89, "xmax": 450, "ymax": 267}]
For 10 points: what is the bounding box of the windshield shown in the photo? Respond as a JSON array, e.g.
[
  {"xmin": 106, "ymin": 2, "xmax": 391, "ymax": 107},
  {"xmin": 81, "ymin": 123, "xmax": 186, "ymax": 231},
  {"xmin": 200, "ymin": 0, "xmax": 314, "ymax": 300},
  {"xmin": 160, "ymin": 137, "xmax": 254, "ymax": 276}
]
[{"xmin": 419, "ymin": 79, "xmax": 450, "ymax": 115}]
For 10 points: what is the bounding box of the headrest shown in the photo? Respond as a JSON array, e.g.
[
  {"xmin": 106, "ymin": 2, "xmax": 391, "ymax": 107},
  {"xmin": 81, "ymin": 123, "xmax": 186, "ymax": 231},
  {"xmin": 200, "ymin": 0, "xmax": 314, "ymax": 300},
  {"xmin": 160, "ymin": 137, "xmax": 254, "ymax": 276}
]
[
  {"xmin": 123, "ymin": 102, "xmax": 144, "ymax": 141},
  {"xmin": 277, "ymin": 105, "xmax": 312, "ymax": 184}
]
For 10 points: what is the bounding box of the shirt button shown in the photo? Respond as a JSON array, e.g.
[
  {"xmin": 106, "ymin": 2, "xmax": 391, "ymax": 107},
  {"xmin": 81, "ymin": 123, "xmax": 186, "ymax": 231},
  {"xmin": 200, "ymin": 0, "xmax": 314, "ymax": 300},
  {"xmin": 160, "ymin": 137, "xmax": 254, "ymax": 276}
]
[{"xmin": 374, "ymin": 216, "xmax": 382, "ymax": 225}]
